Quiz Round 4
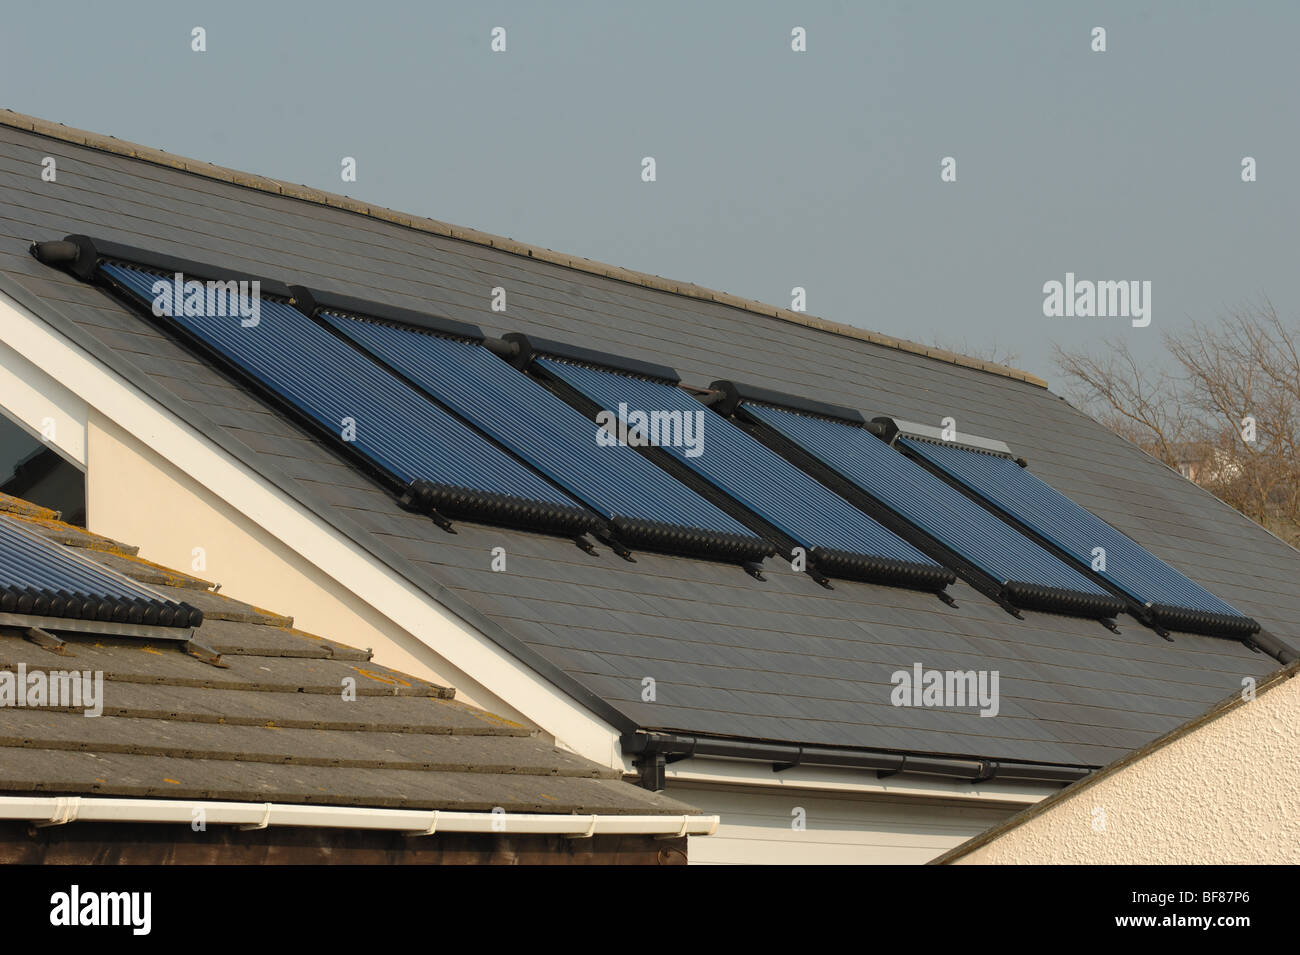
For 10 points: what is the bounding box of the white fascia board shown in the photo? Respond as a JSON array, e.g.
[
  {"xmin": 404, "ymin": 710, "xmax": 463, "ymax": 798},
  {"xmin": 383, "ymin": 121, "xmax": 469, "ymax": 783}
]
[
  {"xmin": 0, "ymin": 335, "xmax": 87, "ymax": 465},
  {"xmin": 0, "ymin": 288, "xmax": 625, "ymax": 767},
  {"xmin": 665, "ymin": 756, "xmax": 1060, "ymax": 806}
]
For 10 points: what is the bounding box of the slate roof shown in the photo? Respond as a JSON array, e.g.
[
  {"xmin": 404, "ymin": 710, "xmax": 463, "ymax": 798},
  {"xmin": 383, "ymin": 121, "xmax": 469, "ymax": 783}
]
[
  {"xmin": 0, "ymin": 492, "xmax": 694, "ymax": 814},
  {"xmin": 1, "ymin": 113, "xmax": 1296, "ymax": 773}
]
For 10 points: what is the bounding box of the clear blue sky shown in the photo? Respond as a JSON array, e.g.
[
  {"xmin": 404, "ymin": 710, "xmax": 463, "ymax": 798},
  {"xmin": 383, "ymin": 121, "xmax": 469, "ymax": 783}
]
[{"xmin": 4, "ymin": 0, "xmax": 1296, "ymax": 380}]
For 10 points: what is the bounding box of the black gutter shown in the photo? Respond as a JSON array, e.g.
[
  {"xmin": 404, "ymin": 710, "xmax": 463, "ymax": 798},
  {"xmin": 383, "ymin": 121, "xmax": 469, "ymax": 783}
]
[{"xmin": 622, "ymin": 732, "xmax": 1093, "ymax": 791}]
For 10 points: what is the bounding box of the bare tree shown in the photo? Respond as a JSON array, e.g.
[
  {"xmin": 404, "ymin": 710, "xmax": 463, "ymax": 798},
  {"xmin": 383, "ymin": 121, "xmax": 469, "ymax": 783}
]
[{"xmin": 1054, "ymin": 301, "xmax": 1300, "ymax": 546}]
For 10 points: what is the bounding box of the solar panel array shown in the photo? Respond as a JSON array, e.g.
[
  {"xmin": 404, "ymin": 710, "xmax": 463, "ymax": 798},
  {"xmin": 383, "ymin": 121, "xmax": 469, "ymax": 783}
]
[
  {"xmin": 317, "ymin": 311, "xmax": 771, "ymax": 562},
  {"xmin": 534, "ymin": 357, "xmax": 954, "ymax": 591},
  {"xmin": 76, "ymin": 247, "xmax": 1258, "ymax": 637},
  {"xmin": 0, "ymin": 514, "xmax": 201, "ymax": 628},
  {"xmin": 901, "ymin": 437, "xmax": 1260, "ymax": 636},
  {"xmin": 738, "ymin": 401, "xmax": 1125, "ymax": 619},
  {"xmin": 101, "ymin": 262, "xmax": 597, "ymax": 536}
]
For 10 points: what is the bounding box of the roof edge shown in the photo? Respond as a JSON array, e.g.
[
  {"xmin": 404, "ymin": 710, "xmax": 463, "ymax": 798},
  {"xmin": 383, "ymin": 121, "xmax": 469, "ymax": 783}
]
[{"xmin": 0, "ymin": 108, "xmax": 1049, "ymax": 390}]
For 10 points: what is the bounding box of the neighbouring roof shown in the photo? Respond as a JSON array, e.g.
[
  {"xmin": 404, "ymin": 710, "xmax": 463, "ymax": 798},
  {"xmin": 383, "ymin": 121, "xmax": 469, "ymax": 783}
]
[
  {"xmin": 1, "ymin": 113, "xmax": 1296, "ymax": 775},
  {"xmin": 0, "ymin": 491, "xmax": 694, "ymax": 815}
]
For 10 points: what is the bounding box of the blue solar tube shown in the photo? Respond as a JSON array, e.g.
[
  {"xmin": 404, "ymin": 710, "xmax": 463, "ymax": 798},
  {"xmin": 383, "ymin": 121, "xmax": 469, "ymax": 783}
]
[
  {"xmin": 99, "ymin": 263, "xmax": 597, "ymax": 536},
  {"xmin": 317, "ymin": 312, "xmax": 772, "ymax": 562},
  {"xmin": 534, "ymin": 357, "xmax": 954, "ymax": 591},
  {"xmin": 740, "ymin": 403, "xmax": 1124, "ymax": 619},
  {"xmin": 0, "ymin": 515, "xmax": 202, "ymax": 627},
  {"xmin": 901, "ymin": 437, "xmax": 1259, "ymax": 637}
]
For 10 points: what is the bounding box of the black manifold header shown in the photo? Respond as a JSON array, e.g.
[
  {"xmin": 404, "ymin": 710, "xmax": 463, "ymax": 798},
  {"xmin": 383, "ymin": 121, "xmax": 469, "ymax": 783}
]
[
  {"xmin": 288, "ymin": 285, "xmax": 485, "ymax": 342},
  {"xmin": 32, "ymin": 235, "xmax": 292, "ymax": 298},
  {"xmin": 708, "ymin": 380, "xmax": 866, "ymax": 424},
  {"xmin": 502, "ymin": 332, "xmax": 681, "ymax": 384}
]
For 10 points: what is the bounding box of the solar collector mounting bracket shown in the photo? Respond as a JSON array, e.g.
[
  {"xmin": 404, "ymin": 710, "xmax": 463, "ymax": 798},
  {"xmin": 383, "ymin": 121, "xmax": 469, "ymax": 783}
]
[{"xmin": 0, "ymin": 613, "xmax": 197, "ymax": 643}]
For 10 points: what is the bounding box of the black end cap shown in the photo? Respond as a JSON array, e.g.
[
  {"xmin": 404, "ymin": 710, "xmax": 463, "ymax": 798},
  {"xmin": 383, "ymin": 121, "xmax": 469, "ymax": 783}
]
[{"xmin": 30, "ymin": 235, "xmax": 100, "ymax": 280}]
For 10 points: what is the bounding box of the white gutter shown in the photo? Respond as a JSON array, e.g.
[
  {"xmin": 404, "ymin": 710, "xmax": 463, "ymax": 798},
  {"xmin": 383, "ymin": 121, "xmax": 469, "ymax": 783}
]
[{"xmin": 1, "ymin": 796, "xmax": 719, "ymax": 838}]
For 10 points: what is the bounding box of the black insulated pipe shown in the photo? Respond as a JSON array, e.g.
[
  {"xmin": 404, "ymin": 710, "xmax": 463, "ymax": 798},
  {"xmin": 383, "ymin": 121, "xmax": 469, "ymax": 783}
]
[
  {"xmin": 30, "ymin": 240, "xmax": 82, "ymax": 270},
  {"xmin": 1250, "ymin": 630, "xmax": 1298, "ymax": 665}
]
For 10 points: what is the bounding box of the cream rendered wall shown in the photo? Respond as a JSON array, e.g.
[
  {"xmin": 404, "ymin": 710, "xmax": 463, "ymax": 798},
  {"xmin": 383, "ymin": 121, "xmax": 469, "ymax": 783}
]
[
  {"xmin": 84, "ymin": 412, "xmax": 528, "ymax": 723},
  {"xmin": 949, "ymin": 668, "xmax": 1300, "ymax": 864},
  {"xmin": 673, "ymin": 781, "xmax": 1022, "ymax": 864}
]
